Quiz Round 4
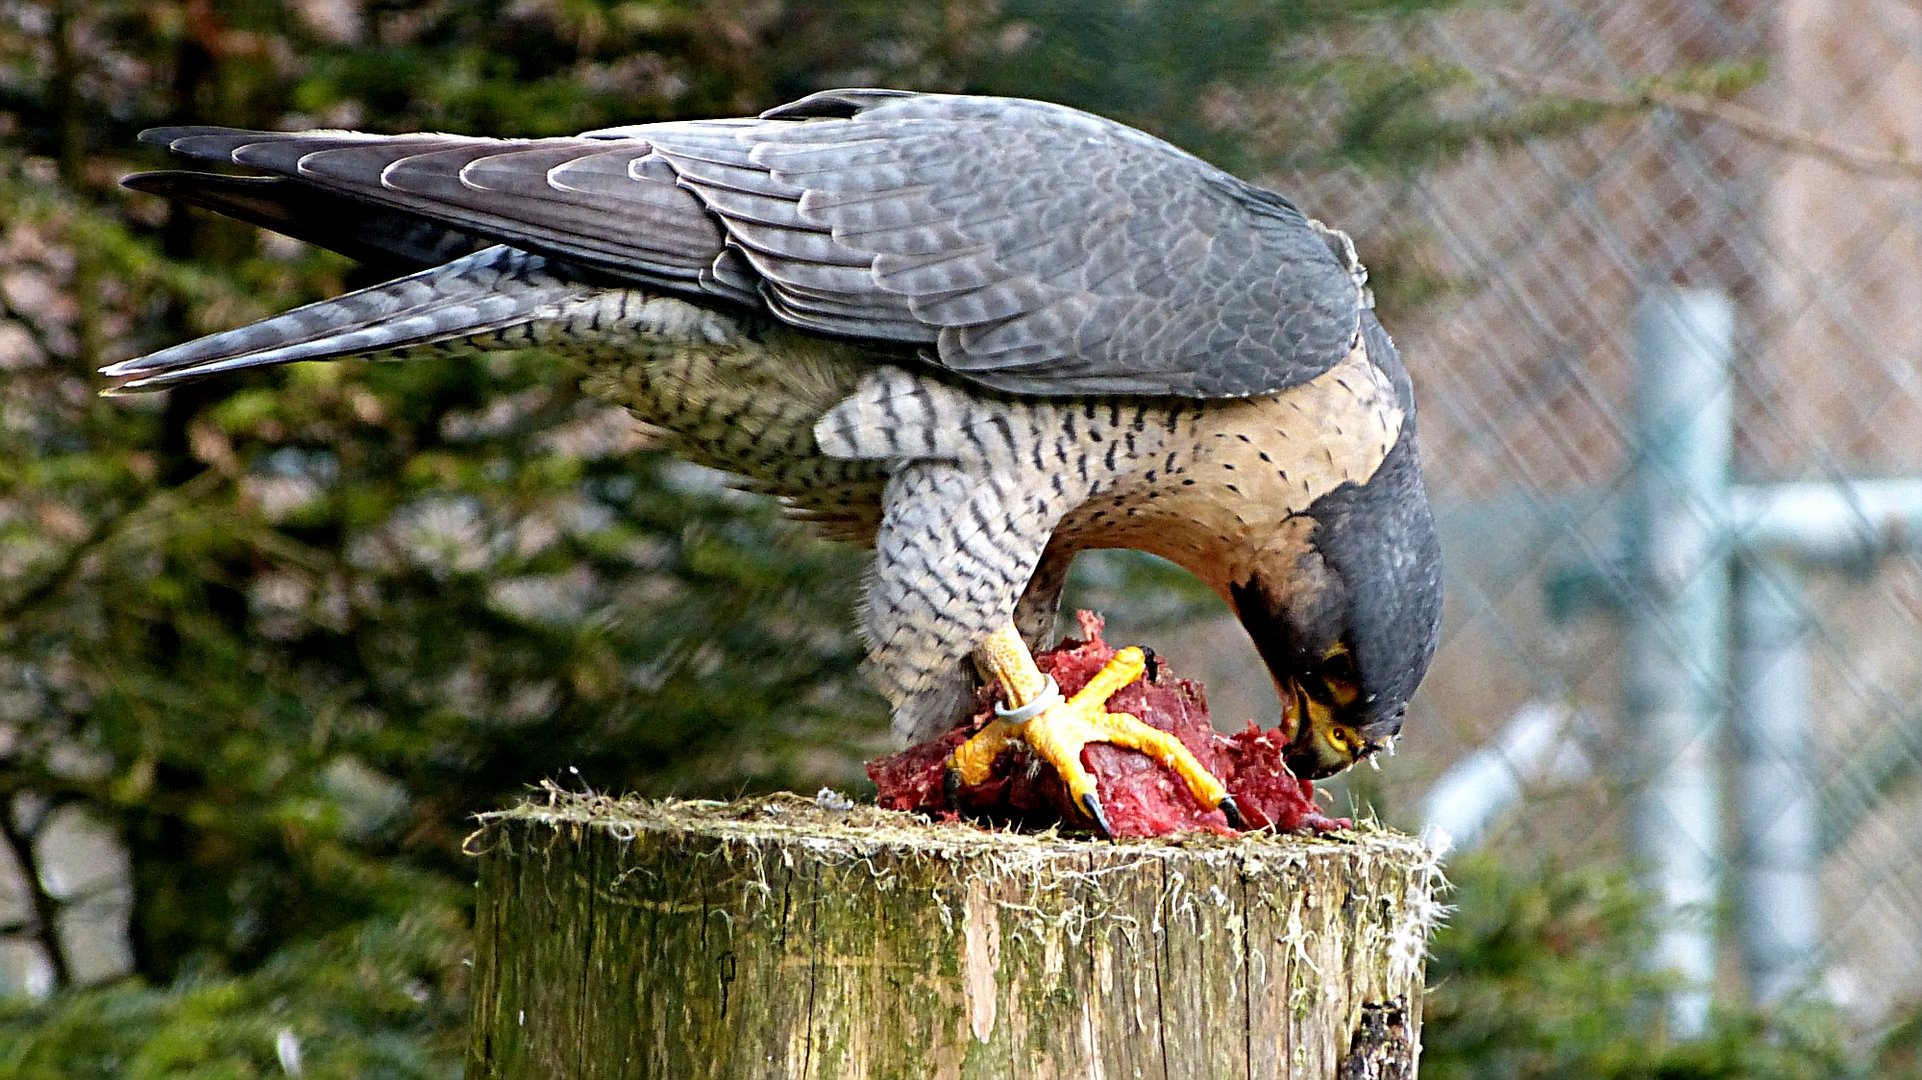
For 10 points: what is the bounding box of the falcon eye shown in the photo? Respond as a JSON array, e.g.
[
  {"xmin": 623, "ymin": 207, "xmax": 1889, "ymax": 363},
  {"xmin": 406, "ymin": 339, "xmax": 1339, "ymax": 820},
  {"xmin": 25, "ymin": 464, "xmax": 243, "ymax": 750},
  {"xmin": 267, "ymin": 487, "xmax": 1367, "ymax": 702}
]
[{"xmin": 1325, "ymin": 725, "xmax": 1354, "ymax": 756}]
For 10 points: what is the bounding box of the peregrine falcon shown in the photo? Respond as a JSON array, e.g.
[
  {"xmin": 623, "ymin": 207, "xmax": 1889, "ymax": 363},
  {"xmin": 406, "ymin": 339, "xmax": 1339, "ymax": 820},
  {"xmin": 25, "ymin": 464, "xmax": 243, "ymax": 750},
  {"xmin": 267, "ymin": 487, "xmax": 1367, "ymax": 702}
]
[{"xmin": 104, "ymin": 89, "xmax": 1443, "ymax": 834}]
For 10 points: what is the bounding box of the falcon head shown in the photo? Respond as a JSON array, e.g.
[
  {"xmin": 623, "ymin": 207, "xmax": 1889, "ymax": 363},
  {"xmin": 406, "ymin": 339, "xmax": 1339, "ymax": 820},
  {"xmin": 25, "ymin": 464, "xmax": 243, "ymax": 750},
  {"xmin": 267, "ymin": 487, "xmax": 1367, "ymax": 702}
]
[{"xmin": 1230, "ymin": 426, "xmax": 1442, "ymax": 781}]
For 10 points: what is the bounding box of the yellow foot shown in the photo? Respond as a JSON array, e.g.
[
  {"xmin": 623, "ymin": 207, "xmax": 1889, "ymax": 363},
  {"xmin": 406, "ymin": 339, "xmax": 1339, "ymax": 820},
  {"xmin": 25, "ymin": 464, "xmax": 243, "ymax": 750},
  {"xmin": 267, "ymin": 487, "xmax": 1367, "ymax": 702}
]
[{"xmin": 945, "ymin": 646, "xmax": 1245, "ymax": 835}]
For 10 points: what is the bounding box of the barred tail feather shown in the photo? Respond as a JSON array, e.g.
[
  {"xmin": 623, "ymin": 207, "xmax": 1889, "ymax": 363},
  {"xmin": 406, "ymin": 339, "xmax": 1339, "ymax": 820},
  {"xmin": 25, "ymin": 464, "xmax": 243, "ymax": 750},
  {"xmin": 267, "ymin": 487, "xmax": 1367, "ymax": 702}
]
[{"xmin": 99, "ymin": 246, "xmax": 592, "ymax": 392}]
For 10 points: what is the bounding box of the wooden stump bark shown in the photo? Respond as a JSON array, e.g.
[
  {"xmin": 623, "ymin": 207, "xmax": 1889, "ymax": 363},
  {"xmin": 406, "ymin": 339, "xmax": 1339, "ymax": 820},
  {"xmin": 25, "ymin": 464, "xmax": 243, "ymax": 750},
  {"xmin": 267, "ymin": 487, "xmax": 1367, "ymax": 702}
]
[{"xmin": 465, "ymin": 791, "xmax": 1445, "ymax": 1080}]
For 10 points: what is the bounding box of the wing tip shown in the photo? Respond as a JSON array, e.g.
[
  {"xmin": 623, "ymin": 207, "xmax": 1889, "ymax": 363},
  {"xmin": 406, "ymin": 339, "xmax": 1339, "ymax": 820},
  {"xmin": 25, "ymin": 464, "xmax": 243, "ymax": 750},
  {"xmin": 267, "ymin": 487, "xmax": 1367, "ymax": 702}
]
[
  {"xmin": 138, "ymin": 125, "xmax": 269, "ymax": 151},
  {"xmin": 120, "ymin": 170, "xmax": 171, "ymax": 195},
  {"xmin": 137, "ymin": 126, "xmax": 380, "ymax": 166}
]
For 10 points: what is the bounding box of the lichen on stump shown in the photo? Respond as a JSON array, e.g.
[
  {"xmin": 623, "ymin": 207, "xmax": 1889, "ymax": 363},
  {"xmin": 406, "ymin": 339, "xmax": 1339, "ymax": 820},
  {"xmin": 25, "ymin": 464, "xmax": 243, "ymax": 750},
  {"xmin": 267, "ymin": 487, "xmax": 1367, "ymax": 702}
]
[{"xmin": 466, "ymin": 790, "xmax": 1446, "ymax": 1079}]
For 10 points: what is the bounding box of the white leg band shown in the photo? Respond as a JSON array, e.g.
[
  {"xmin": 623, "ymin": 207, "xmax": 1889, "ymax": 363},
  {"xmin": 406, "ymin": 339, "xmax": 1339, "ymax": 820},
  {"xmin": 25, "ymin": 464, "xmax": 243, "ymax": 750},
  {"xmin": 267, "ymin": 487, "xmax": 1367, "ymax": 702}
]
[{"xmin": 994, "ymin": 674, "xmax": 1062, "ymax": 726}]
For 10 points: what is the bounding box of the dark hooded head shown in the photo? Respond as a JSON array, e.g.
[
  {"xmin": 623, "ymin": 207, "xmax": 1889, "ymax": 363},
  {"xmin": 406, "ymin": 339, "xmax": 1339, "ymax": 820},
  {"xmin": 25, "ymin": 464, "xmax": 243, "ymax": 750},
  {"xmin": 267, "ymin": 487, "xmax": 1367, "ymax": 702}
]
[{"xmin": 1230, "ymin": 315, "xmax": 1442, "ymax": 780}]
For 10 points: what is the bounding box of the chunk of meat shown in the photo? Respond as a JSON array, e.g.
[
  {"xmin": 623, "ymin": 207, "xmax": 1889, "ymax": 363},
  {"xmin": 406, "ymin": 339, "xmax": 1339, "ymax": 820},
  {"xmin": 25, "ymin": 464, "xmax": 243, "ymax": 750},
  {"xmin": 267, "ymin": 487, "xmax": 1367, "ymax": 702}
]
[{"xmin": 867, "ymin": 612, "xmax": 1350, "ymax": 838}]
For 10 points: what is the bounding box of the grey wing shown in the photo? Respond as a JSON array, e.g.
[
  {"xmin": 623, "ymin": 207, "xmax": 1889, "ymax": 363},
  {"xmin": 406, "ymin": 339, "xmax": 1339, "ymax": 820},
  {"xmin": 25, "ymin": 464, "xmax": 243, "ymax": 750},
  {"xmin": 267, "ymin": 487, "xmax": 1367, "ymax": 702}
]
[
  {"xmin": 135, "ymin": 127, "xmax": 758, "ymax": 305},
  {"xmin": 698, "ymin": 90, "xmax": 1364, "ymax": 397},
  {"xmin": 135, "ymin": 90, "xmax": 1365, "ymax": 398},
  {"xmin": 121, "ymin": 172, "xmax": 488, "ymax": 270}
]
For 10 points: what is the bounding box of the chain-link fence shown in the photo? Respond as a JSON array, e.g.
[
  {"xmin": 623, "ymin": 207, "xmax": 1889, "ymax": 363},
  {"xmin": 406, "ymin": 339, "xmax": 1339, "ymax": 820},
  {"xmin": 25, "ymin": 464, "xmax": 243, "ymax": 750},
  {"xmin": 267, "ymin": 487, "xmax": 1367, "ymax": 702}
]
[{"xmin": 1272, "ymin": 0, "xmax": 1922, "ymax": 1034}]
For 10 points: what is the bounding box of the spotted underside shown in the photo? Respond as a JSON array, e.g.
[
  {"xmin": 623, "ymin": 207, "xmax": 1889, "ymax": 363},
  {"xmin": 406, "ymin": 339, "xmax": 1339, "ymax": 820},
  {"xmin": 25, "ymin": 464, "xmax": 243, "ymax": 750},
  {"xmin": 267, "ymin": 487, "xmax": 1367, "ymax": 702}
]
[{"xmin": 559, "ymin": 287, "xmax": 1405, "ymax": 738}]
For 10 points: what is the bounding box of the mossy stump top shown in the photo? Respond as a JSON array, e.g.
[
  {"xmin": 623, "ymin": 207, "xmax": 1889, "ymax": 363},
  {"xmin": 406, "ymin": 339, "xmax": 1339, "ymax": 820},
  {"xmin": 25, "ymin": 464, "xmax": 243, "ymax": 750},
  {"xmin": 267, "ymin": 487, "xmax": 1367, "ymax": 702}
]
[{"xmin": 466, "ymin": 790, "xmax": 1445, "ymax": 1080}]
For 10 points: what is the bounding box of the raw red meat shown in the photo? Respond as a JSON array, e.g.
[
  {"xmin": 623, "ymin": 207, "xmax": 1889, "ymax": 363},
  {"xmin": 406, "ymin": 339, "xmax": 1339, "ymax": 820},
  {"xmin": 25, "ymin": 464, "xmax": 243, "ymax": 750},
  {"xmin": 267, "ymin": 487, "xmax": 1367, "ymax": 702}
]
[{"xmin": 866, "ymin": 612, "xmax": 1351, "ymax": 838}]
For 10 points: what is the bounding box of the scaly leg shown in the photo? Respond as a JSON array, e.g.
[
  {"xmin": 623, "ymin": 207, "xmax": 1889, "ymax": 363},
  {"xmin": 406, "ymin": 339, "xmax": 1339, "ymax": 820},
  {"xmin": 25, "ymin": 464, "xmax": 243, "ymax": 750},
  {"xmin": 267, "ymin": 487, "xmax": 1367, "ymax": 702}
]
[{"xmin": 948, "ymin": 624, "xmax": 1245, "ymax": 835}]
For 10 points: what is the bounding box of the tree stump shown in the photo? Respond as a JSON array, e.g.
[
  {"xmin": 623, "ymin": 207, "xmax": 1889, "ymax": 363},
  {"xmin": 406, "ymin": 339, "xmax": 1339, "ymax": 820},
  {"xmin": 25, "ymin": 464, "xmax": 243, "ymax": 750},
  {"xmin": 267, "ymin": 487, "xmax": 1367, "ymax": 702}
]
[{"xmin": 465, "ymin": 790, "xmax": 1445, "ymax": 1079}]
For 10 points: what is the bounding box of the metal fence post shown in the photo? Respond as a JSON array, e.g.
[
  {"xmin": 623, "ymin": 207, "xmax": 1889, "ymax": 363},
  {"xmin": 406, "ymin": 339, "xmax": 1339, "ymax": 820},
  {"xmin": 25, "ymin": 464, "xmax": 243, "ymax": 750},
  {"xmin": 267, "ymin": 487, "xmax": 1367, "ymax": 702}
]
[
  {"xmin": 1731, "ymin": 556, "xmax": 1821, "ymax": 1006},
  {"xmin": 1625, "ymin": 286, "xmax": 1735, "ymax": 1037}
]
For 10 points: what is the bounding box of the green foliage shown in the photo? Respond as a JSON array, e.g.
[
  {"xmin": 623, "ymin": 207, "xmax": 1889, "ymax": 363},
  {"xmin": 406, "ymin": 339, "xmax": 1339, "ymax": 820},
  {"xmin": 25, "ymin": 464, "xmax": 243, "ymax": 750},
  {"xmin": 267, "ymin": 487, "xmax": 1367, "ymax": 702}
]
[
  {"xmin": 0, "ymin": 910, "xmax": 467, "ymax": 1079},
  {"xmin": 909, "ymin": 0, "xmax": 1497, "ymax": 174},
  {"xmin": 1423, "ymin": 854, "xmax": 1918, "ymax": 1080},
  {"xmin": 1326, "ymin": 59, "xmax": 1770, "ymax": 174},
  {"xmin": 5, "ymin": 0, "xmax": 912, "ymax": 1045}
]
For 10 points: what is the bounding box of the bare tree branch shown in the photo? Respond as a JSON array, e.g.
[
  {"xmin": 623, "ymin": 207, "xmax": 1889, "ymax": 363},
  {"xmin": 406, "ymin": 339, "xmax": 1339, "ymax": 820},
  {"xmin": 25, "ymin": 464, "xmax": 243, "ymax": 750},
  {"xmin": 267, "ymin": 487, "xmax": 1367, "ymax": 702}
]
[
  {"xmin": 0, "ymin": 469, "xmax": 226, "ymax": 626},
  {"xmin": 1494, "ymin": 67, "xmax": 1922, "ymax": 180}
]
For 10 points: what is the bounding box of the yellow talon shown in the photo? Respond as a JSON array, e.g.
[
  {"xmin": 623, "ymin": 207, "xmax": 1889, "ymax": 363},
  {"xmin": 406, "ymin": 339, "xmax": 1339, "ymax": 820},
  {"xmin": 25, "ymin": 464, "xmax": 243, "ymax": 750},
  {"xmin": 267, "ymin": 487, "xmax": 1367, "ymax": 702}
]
[
  {"xmin": 947, "ymin": 627, "xmax": 1239, "ymax": 834},
  {"xmin": 1078, "ymin": 646, "xmax": 1147, "ymax": 704},
  {"xmin": 949, "ymin": 716, "xmax": 1017, "ymax": 788}
]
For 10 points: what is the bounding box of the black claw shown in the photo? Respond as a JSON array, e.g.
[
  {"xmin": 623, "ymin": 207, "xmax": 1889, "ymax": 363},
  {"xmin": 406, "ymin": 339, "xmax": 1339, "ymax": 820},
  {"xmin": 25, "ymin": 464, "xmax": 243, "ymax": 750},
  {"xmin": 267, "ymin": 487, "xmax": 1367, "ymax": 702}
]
[
  {"xmin": 1218, "ymin": 794, "xmax": 1248, "ymax": 831},
  {"xmin": 943, "ymin": 768, "xmax": 965, "ymax": 810},
  {"xmin": 1140, "ymin": 645, "xmax": 1160, "ymax": 682},
  {"xmin": 1080, "ymin": 791, "xmax": 1115, "ymax": 838}
]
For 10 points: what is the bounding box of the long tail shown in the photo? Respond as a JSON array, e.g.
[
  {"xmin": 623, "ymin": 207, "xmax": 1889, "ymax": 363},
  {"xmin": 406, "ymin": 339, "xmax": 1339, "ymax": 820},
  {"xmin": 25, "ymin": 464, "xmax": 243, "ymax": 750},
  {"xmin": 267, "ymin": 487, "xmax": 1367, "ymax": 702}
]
[{"xmin": 99, "ymin": 246, "xmax": 596, "ymax": 392}]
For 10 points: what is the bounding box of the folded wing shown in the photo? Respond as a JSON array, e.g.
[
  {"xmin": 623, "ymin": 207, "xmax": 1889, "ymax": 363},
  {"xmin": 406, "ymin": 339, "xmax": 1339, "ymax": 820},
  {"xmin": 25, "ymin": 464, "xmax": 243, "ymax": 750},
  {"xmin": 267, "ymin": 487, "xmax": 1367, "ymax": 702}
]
[{"xmin": 131, "ymin": 91, "xmax": 1365, "ymax": 399}]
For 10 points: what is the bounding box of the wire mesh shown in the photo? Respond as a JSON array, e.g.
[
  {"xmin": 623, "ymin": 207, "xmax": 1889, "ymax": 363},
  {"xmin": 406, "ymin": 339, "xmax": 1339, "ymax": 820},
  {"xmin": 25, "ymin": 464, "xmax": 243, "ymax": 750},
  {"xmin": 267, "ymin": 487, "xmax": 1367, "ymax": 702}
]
[{"xmin": 1261, "ymin": 0, "xmax": 1922, "ymax": 1026}]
